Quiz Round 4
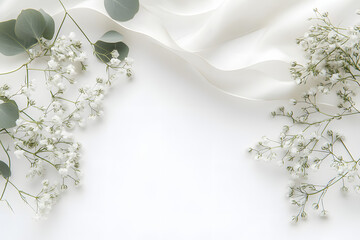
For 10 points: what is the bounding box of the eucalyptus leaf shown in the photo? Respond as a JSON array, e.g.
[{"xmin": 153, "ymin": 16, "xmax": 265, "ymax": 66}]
[
  {"xmin": 39, "ymin": 9, "xmax": 55, "ymax": 40},
  {"xmin": 0, "ymin": 161, "xmax": 10, "ymax": 179},
  {"xmin": 104, "ymin": 0, "xmax": 139, "ymax": 22},
  {"xmin": 0, "ymin": 20, "xmax": 36, "ymax": 56},
  {"xmin": 0, "ymin": 100, "xmax": 19, "ymax": 129},
  {"xmin": 94, "ymin": 40, "xmax": 129, "ymax": 63},
  {"xmin": 94, "ymin": 41, "xmax": 129, "ymax": 62},
  {"xmin": 98, "ymin": 30, "xmax": 124, "ymax": 43},
  {"xmin": 94, "ymin": 30, "xmax": 129, "ymax": 62},
  {"xmin": 15, "ymin": 9, "xmax": 46, "ymax": 40}
]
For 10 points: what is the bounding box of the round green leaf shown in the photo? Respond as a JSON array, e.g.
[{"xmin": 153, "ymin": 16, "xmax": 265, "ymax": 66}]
[
  {"xmin": 0, "ymin": 101, "xmax": 19, "ymax": 129},
  {"xmin": 104, "ymin": 0, "xmax": 139, "ymax": 22},
  {"xmin": 0, "ymin": 161, "xmax": 10, "ymax": 179},
  {"xmin": 98, "ymin": 30, "xmax": 124, "ymax": 43},
  {"xmin": 39, "ymin": 9, "xmax": 55, "ymax": 40},
  {"xmin": 94, "ymin": 30, "xmax": 129, "ymax": 62},
  {"xmin": 94, "ymin": 41, "xmax": 129, "ymax": 63},
  {"xmin": 0, "ymin": 20, "xmax": 36, "ymax": 56},
  {"xmin": 15, "ymin": 9, "xmax": 46, "ymax": 40}
]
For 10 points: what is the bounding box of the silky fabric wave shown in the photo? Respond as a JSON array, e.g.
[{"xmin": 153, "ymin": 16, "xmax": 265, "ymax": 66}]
[{"xmin": 0, "ymin": 0, "xmax": 359, "ymax": 100}]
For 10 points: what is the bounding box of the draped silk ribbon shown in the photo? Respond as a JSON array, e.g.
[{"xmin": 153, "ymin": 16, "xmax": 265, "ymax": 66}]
[{"xmin": 0, "ymin": 0, "xmax": 359, "ymax": 100}]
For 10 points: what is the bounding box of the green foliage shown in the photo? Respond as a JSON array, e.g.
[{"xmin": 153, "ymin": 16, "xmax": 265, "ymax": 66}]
[
  {"xmin": 0, "ymin": 20, "xmax": 36, "ymax": 56},
  {"xmin": 15, "ymin": 9, "xmax": 46, "ymax": 40},
  {"xmin": 104, "ymin": 0, "xmax": 139, "ymax": 22},
  {"xmin": 0, "ymin": 100, "xmax": 19, "ymax": 129},
  {"xmin": 39, "ymin": 9, "xmax": 55, "ymax": 40},
  {"xmin": 250, "ymin": 9, "xmax": 360, "ymax": 221},
  {"xmin": 94, "ymin": 31, "xmax": 129, "ymax": 62},
  {"xmin": 0, "ymin": 9, "xmax": 55, "ymax": 56},
  {"xmin": 97, "ymin": 30, "xmax": 124, "ymax": 43},
  {"xmin": 0, "ymin": 2, "xmax": 134, "ymax": 216},
  {"xmin": 0, "ymin": 161, "xmax": 10, "ymax": 179}
]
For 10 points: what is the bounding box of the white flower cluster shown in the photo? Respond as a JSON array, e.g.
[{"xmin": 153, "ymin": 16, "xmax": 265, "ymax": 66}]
[
  {"xmin": 35, "ymin": 180, "xmax": 60, "ymax": 219},
  {"xmin": 249, "ymin": 9, "xmax": 360, "ymax": 222},
  {"xmin": 292, "ymin": 9, "xmax": 360, "ymax": 93},
  {"xmin": 47, "ymin": 33, "xmax": 87, "ymax": 91},
  {"xmin": 0, "ymin": 32, "xmax": 133, "ymax": 219}
]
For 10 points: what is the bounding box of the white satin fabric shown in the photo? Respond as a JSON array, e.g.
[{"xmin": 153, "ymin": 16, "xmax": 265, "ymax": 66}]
[{"xmin": 1, "ymin": 0, "xmax": 359, "ymax": 100}]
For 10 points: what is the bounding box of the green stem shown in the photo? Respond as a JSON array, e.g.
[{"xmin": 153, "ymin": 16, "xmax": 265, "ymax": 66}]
[
  {"xmin": 16, "ymin": 146, "xmax": 57, "ymax": 168},
  {"xmin": 58, "ymin": 0, "xmax": 93, "ymax": 45},
  {"xmin": 45, "ymin": 12, "xmax": 68, "ymax": 55},
  {"xmin": 0, "ymin": 140, "xmax": 10, "ymax": 201},
  {"xmin": 339, "ymin": 139, "xmax": 355, "ymax": 162},
  {"xmin": 25, "ymin": 64, "xmax": 29, "ymax": 88},
  {"xmin": 0, "ymin": 60, "xmax": 32, "ymax": 76}
]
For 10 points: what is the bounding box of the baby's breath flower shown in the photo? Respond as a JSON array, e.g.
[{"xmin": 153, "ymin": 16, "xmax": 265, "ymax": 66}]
[
  {"xmin": 111, "ymin": 50, "xmax": 119, "ymax": 59},
  {"xmin": 289, "ymin": 99, "xmax": 297, "ymax": 105},
  {"xmin": 14, "ymin": 149, "xmax": 25, "ymax": 159},
  {"xmin": 250, "ymin": 10, "xmax": 360, "ymax": 222},
  {"xmin": 48, "ymin": 59, "xmax": 59, "ymax": 69},
  {"xmin": 0, "ymin": 22, "xmax": 134, "ymax": 219}
]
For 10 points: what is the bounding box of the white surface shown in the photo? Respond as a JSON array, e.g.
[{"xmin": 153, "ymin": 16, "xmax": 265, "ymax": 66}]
[{"xmin": 1, "ymin": 0, "xmax": 360, "ymax": 239}]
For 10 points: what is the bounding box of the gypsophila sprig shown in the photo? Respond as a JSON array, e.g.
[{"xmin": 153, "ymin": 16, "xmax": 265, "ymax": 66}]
[
  {"xmin": 0, "ymin": 0, "xmax": 136, "ymax": 219},
  {"xmin": 249, "ymin": 9, "xmax": 360, "ymax": 222}
]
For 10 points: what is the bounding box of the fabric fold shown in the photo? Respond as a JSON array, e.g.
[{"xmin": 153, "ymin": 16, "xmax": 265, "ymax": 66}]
[{"xmin": 0, "ymin": 0, "xmax": 359, "ymax": 100}]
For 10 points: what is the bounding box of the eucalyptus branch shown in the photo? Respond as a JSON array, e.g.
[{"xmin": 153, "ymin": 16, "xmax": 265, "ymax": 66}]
[{"xmin": 0, "ymin": 0, "xmax": 135, "ymax": 218}]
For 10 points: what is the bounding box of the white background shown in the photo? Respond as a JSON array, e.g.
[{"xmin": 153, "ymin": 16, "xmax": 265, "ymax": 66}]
[{"xmin": 1, "ymin": 0, "xmax": 360, "ymax": 239}]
